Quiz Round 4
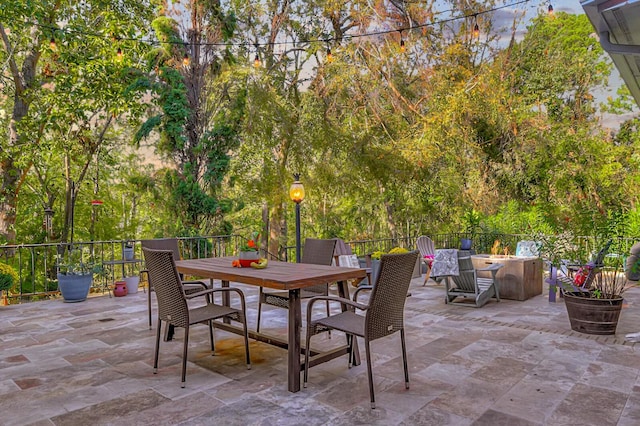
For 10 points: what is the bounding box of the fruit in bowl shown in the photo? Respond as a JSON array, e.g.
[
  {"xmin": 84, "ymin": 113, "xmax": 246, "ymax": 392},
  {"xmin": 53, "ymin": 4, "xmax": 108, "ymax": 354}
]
[{"xmin": 250, "ymin": 258, "xmax": 268, "ymax": 269}]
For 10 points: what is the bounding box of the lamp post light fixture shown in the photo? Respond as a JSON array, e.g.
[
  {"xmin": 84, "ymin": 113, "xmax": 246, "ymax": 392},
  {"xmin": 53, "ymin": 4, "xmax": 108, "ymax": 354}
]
[{"xmin": 289, "ymin": 174, "xmax": 305, "ymax": 263}]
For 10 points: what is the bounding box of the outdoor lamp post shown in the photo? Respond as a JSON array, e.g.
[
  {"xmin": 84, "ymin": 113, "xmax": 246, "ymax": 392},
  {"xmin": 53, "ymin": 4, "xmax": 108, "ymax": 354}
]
[{"xmin": 289, "ymin": 174, "xmax": 305, "ymax": 263}]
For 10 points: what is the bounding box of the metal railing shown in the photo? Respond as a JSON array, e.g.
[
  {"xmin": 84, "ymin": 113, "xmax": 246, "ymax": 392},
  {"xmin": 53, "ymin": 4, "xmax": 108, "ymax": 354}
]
[
  {"xmin": 2, "ymin": 233, "xmax": 638, "ymax": 304},
  {"xmin": 0, "ymin": 235, "xmax": 244, "ymax": 303}
]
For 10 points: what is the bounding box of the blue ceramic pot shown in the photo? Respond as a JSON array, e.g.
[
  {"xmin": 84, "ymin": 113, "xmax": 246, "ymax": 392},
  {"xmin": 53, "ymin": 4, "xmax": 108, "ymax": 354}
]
[{"xmin": 57, "ymin": 273, "xmax": 92, "ymax": 302}]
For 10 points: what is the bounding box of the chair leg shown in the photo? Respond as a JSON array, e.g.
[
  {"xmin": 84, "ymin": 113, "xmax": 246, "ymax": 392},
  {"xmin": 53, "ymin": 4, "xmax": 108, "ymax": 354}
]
[
  {"xmin": 423, "ymin": 265, "xmax": 432, "ymax": 286},
  {"xmin": 208, "ymin": 320, "xmax": 215, "ymax": 352},
  {"xmin": 326, "ymin": 300, "xmax": 331, "ymax": 339},
  {"xmin": 153, "ymin": 319, "xmax": 162, "ymax": 373},
  {"xmin": 347, "ymin": 334, "xmax": 354, "ymax": 368},
  {"xmin": 242, "ymin": 314, "xmax": 251, "ymax": 370},
  {"xmin": 365, "ymin": 339, "xmax": 376, "ymax": 409},
  {"xmin": 400, "ymin": 329, "xmax": 409, "ymax": 389},
  {"xmin": 303, "ymin": 326, "xmax": 313, "ymax": 388},
  {"xmin": 256, "ymin": 288, "xmax": 263, "ymax": 333},
  {"xmin": 181, "ymin": 326, "xmax": 189, "ymax": 388},
  {"xmin": 148, "ymin": 285, "xmax": 153, "ymax": 329}
]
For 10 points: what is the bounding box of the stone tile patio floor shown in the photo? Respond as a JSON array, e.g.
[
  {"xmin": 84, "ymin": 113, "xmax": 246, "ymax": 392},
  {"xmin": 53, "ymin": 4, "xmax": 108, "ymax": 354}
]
[{"xmin": 1, "ymin": 276, "xmax": 640, "ymax": 426}]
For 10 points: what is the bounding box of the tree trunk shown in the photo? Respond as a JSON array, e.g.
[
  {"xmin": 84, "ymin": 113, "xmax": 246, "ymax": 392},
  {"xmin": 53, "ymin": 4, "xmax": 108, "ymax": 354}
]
[
  {"xmin": 269, "ymin": 201, "xmax": 285, "ymax": 261},
  {"xmin": 0, "ymin": 20, "xmax": 47, "ymax": 243}
]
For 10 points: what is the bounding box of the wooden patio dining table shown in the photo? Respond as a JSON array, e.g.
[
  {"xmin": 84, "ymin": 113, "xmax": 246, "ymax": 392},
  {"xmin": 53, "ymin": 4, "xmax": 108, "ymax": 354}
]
[{"xmin": 174, "ymin": 256, "xmax": 367, "ymax": 392}]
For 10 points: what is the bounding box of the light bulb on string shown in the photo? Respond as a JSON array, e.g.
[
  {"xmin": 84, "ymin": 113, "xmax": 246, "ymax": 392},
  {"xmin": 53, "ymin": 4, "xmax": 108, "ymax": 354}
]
[
  {"xmin": 253, "ymin": 44, "xmax": 261, "ymax": 68},
  {"xmin": 182, "ymin": 53, "xmax": 190, "ymax": 67},
  {"xmin": 548, "ymin": 4, "xmax": 554, "ymax": 15},
  {"xmin": 49, "ymin": 36, "xmax": 57, "ymax": 51},
  {"xmin": 116, "ymin": 47, "xmax": 123, "ymax": 61},
  {"xmin": 473, "ymin": 22, "xmax": 480, "ymax": 39},
  {"xmin": 398, "ymin": 30, "xmax": 406, "ymax": 53},
  {"xmin": 326, "ymin": 46, "xmax": 333, "ymax": 63}
]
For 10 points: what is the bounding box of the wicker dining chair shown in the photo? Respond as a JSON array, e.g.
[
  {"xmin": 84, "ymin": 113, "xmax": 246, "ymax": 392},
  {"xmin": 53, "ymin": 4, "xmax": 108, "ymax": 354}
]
[
  {"xmin": 142, "ymin": 247, "xmax": 251, "ymax": 388},
  {"xmin": 141, "ymin": 238, "xmax": 210, "ymax": 329},
  {"xmin": 256, "ymin": 238, "xmax": 336, "ymax": 333},
  {"xmin": 303, "ymin": 250, "xmax": 419, "ymax": 409}
]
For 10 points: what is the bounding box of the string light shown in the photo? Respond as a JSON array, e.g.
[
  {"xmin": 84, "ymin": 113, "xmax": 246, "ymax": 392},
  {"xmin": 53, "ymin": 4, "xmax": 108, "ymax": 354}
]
[
  {"xmin": 49, "ymin": 36, "xmax": 56, "ymax": 51},
  {"xmin": 548, "ymin": 4, "xmax": 554, "ymax": 15},
  {"xmin": 182, "ymin": 52, "xmax": 190, "ymax": 67},
  {"xmin": 399, "ymin": 30, "xmax": 406, "ymax": 53},
  {"xmin": 473, "ymin": 17, "xmax": 480, "ymax": 38},
  {"xmin": 116, "ymin": 47, "xmax": 123, "ymax": 61},
  {"xmin": 326, "ymin": 41, "xmax": 333, "ymax": 63},
  {"xmin": 28, "ymin": 0, "xmax": 532, "ymax": 58}
]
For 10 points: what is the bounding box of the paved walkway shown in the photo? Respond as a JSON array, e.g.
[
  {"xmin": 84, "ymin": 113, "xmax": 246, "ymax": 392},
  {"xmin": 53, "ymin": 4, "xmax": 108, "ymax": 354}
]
[{"xmin": 1, "ymin": 276, "xmax": 640, "ymax": 425}]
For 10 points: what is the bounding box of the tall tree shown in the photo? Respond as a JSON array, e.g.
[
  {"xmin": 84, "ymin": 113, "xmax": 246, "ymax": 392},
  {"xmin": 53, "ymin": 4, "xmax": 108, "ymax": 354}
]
[
  {"xmin": 0, "ymin": 0, "xmax": 156, "ymax": 243},
  {"xmin": 135, "ymin": 0, "xmax": 242, "ymax": 235}
]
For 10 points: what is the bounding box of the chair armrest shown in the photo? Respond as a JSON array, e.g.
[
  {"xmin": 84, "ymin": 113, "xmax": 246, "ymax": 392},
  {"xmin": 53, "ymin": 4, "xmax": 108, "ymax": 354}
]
[
  {"xmin": 182, "ymin": 280, "xmax": 209, "ymax": 290},
  {"xmin": 185, "ymin": 287, "xmax": 247, "ymax": 307},
  {"xmin": 353, "ymin": 285, "xmax": 372, "ymax": 302},
  {"xmin": 306, "ymin": 295, "xmax": 368, "ymax": 324}
]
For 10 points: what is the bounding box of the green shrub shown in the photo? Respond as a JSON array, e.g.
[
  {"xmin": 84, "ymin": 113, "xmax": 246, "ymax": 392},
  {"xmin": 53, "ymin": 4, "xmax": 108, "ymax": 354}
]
[
  {"xmin": 372, "ymin": 247, "xmax": 409, "ymax": 259},
  {"xmin": 0, "ymin": 263, "xmax": 19, "ymax": 292},
  {"xmin": 388, "ymin": 247, "xmax": 409, "ymax": 254}
]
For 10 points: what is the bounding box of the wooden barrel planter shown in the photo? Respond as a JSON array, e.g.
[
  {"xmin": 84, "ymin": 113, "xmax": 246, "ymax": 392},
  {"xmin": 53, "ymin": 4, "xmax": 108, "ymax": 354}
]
[{"xmin": 564, "ymin": 291, "xmax": 623, "ymax": 335}]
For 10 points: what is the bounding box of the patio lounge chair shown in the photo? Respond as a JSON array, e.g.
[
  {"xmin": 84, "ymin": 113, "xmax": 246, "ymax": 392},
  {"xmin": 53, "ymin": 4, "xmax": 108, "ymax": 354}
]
[
  {"xmin": 445, "ymin": 249, "xmax": 503, "ymax": 307},
  {"xmin": 566, "ymin": 239, "xmax": 612, "ymax": 273},
  {"xmin": 142, "ymin": 247, "xmax": 251, "ymax": 387},
  {"xmin": 303, "ymin": 251, "xmax": 419, "ymax": 409},
  {"xmin": 555, "ymin": 263, "xmax": 600, "ymax": 294},
  {"xmin": 256, "ymin": 238, "xmax": 336, "ymax": 333},
  {"xmin": 141, "ymin": 238, "xmax": 210, "ymax": 329},
  {"xmin": 416, "ymin": 235, "xmax": 435, "ymax": 285}
]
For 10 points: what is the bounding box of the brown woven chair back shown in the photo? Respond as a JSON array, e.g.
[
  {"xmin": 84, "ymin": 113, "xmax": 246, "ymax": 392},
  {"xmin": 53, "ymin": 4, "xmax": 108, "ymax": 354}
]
[
  {"xmin": 366, "ymin": 251, "xmax": 419, "ymax": 340},
  {"xmin": 142, "ymin": 247, "xmax": 189, "ymax": 328},
  {"xmin": 141, "ymin": 238, "xmax": 182, "ymax": 261},
  {"xmin": 302, "ymin": 238, "xmax": 337, "ymax": 296},
  {"xmin": 302, "ymin": 238, "xmax": 337, "ymax": 265}
]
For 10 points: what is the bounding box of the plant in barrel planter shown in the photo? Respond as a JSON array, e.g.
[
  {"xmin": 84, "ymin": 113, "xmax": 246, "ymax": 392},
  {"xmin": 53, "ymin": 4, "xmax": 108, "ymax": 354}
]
[
  {"xmin": 57, "ymin": 247, "xmax": 103, "ymax": 303},
  {"xmin": 559, "ymin": 261, "xmax": 632, "ymax": 335}
]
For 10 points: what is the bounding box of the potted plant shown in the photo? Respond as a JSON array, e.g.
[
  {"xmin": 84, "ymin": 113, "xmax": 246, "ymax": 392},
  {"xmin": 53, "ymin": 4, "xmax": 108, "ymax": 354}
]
[
  {"xmin": 123, "ymin": 240, "xmax": 135, "ymax": 261},
  {"xmin": 238, "ymin": 231, "xmax": 260, "ymax": 267},
  {"xmin": 57, "ymin": 247, "xmax": 103, "ymax": 302},
  {"xmin": 561, "ymin": 262, "xmax": 632, "ymax": 335},
  {"xmin": 0, "ymin": 263, "xmax": 18, "ymax": 306}
]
